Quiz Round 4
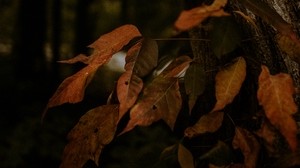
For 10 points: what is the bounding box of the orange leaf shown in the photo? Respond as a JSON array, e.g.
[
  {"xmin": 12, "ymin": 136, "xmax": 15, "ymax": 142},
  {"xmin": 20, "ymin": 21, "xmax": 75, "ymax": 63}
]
[
  {"xmin": 184, "ymin": 111, "xmax": 224, "ymax": 138},
  {"xmin": 60, "ymin": 105, "xmax": 119, "ymax": 168},
  {"xmin": 232, "ymin": 127, "xmax": 260, "ymax": 168},
  {"xmin": 43, "ymin": 25, "xmax": 141, "ymax": 118},
  {"xmin": 117, "ymin": 38, "xmax": 158, "ymax": 121},
  {"xmin": 174, "ymin": 0, "xmax": 229, "ymax": 31},
  {"xmin": 255, "ymin": 120, "xmax": 277, "ymax": 155},
  {"xmin": 120, "ymin": 77, "xmax": 181, "ymax": 134},
  {"xmin": 58, "ymin": 54, "xmax": 89, "ymax": 64},
  {"xmin": 257, "ymin": 65, "xmax": 298, "ymax": 151},
  {"xmin": 212, "ymin": 57, "xmax": 246, "ymax": 112}
]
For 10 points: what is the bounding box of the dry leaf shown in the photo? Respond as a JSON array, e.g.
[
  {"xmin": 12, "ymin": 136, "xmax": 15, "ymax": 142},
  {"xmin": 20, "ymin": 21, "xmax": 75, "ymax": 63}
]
[
  {"xmin": 232, "ymin": 127, "xmax": 260, "ymax": 168},
  {"xmin": 255, "ymin": 120, "xmax": 278, "ymax": 156},
  {"xmin": 60, "ymin": 105, "xmax": 119, "ymax": 168},
  {"xmin": 58, "ymin": 54, "xmax": 90, "ymax": 64},
  {"xmin": 43, "ymin": 25, "xmax": 141, "ymax": 119},
  {"xmin": 277, "ymin": 34, "xmax": 300, "ymax": 64},
  {"xmin": 121, "ymin": 77, "xmax": 181, "ymax": 134},
  {"xmin": 174, "ymin": 0, "xmax": 229, "ymax": 31},
  {"xmin": 117, "ymin": 38, "xmax": 158, "ymax": 121},
  {"xmin": 257, "ymin": 65, "xmax": 298, "ymax": 151},
  {"xmin": 212, "ymin": 57, "xmax": 246, "ymax": 112},
  {"xmin": 184, "ymin": 111, "xmax": 224, "ymax": 138},
  {"xmin": 178, "ymin": 143, "xmax": 195, "ymax": 168}
]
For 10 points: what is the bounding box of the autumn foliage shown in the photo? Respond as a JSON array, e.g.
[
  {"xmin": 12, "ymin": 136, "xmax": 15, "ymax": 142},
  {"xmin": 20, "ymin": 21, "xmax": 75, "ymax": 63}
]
[{"xmin": 44, "ymin": 0, "xmax": 300, "ymax": 167}]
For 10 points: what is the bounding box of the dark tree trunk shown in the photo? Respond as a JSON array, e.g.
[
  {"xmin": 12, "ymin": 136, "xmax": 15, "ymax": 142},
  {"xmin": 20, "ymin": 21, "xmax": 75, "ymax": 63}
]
[{"xmin": 13, "ymin": 0, "xmax": 47, "ymax": 80}]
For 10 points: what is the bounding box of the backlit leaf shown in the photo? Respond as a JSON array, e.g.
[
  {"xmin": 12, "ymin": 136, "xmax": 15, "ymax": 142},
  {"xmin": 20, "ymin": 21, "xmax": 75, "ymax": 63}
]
[
  {"xmin": 121, "ymin": 77, "xmax": 181, "ymax": 134},
  {"xmin": 232, "ymin": 127, "xmax": 260, "ymax": 168},
  {"xmin": 60, "ymin": 105, "xmax": 119, "ymax": 168},
  {"xmin": 210, "ymin": 16, "xmax": 242, "ymax": 58},
  {"xmin": 212, "ymin": 57, "xmax": 246, "ymax": 112},
  {"xmin": 257, "ymin": 65, "xmax": 298, "ymax": 151},
  {"xmin": 117, "ymin": 38, "xmax": 158, "ymax": 121},
  {"xmin": 184, "ymin": 111, "xmax": 224, "ymax": 138},
  {"xmin": 178, "ymin": 143, "xmax": 194, "ymax": 168},
  {"xmin": 58, "ymin": 54, "xmax": 89, "ymax": 64},
  {"xmin": 184, "ymin": 63, "xmax": 205, "ymax": 113},
  {"xmin": 174, "ymin": 0, "xmax": 229, "ymax": 31},
  {"xmin": 44, "ymin": 25, "xmax": 141, "ymax": 118}
]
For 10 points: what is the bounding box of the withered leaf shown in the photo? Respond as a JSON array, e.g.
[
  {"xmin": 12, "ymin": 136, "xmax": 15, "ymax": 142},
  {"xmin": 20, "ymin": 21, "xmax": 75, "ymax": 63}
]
[
  {"xmin": 174, "ymin": 0, "xmax": 229, "ymax": 31},
  {"xmin": 276, "ymin": 34, "xmax": 300, "ymax": 64},
  {"xmin": 212, "ymin": 57, "xmax": 246, "ymax": 112},
  {"xmin": 178, "ymin": 143, "xmax": 194, "ymax": 168},
  {"xmin": 121, "ymin": 77, "xmax": 181, "ymax": 134},
  {"xmin": 257, "ymin": 65, "xmax": 298, "ymax": 151},
  {"xmin": 117, "ymin": 38, "xmax": 158, "ymax": 121},
  {"xmin": 43, "ymin": 25, "xmax": 141, "ymax": 118},
  {"xmin": 184, "ymin": 63, "xmax": 205, "ymax": 113},
  {"xmin": 232, "ymin": 127, "xmax": 260, "ymax": 168},
  {"xmin": 60, "ymin": 104, "xmax": 119, "ymax": 168},
  {"xmin": 58, "ymin": 54, "xmax": 90, "ymax": 64},
  {"xmin": 184, "ymin": 111, "xmax": 224, "ymax": 138}
]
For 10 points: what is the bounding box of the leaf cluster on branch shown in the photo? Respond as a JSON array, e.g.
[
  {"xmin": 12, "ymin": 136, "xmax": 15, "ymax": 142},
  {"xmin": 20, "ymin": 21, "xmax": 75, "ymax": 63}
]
[{"xmin": 43, "ymin": 0, "xmax": 300, "ymax": 167}]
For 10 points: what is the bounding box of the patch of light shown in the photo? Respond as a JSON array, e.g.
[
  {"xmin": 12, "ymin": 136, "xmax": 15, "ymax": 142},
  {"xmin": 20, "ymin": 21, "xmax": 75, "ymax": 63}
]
[{"xmin": 106, "ymin": 51, "xmax": 126, "ymax": 72}]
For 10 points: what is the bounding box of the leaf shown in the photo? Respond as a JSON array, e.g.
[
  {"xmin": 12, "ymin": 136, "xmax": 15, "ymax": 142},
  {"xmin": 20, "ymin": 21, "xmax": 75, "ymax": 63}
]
[
  {"xmin": 237, "ymin": 0, "xmax": 293, "ymax": 36},
  {"xmin": 200, "ymin": 141, "xmax": 234, "ymax": 166},
  {"xmin": 210, "ymin": 16, "xmax": 242, "ymax": 58},
  {"xmin": 160, "ymin": 143, "xmax": 194, "ymax": 168},
  {"xmin": 184, "ymin": 111, "xmax": 224, "ymax": 138},
  {"xmin": 212, "ymin": 57, "xmax": 246, "ymax": 112},
  {"xmin": 117, "ymin": 38, "xmax": 158, "ymax": 121},
  {"xmin": 160, "ymin": 55, "xmax": 192, "ymax": 78},
  {"xmin": 178, "ymin": 143, "xmax": 194, "ymax": 168},
  {"xmin": 174, "ymin": 0, "xmax": 229, "ymax": 31},
  {"xmin": 43, "ymin": 25, "xmax": 141, "ymax": 118},
  {"xmin": 58, "ymin": 54, "xmax": 90, "ymax": 64},
  {"xmin": 232, "ymin": 127, "xmax": 260, "ymax": 168},
  {"xmin": 121, "ymin": 77, "xmax": 182, "ymax": 134},
  {"xmin": 60, "ymin": 104, "xmax": 119, "ymax": 168},
  {"xmin": 257, "ymin": 65, "xmax": 298, "ymax": 151},
  {"xmin": 255, "ymin": 120, "xmax": 277, "ymax": 155},
  {"xmin": 184, "ymin": 63, "xmax": 206, "ymax": 113},
  {"xmin": 276, "ymin": 34, "xmax": 300, "ymax": 64}
]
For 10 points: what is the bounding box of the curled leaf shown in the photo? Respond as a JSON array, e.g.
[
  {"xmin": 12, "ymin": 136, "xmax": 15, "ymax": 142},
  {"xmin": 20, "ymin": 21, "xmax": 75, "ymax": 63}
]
[
  {"xmin": 257, "ymin": 65, "xmax": 298, "ymax": 151},
  {"xmin": 60, "ymin": 105, "xmax": 119, "ymax": 168},
  {"xmin": 212, "ymin": 57, "xmax": 246, "ymax": 112}
]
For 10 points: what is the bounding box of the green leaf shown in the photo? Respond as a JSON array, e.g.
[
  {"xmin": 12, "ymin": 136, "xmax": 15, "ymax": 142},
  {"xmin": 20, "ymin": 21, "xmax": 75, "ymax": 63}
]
[{"xmin": 210, "ymin": 16, "xmax": 242, "ymax": 58}]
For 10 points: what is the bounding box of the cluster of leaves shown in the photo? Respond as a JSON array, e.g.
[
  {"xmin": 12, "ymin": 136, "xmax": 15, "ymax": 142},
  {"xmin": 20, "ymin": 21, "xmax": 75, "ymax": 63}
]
[{"xmin": 43, "ymin": 0, "xmax": 300, "ymax": 167}]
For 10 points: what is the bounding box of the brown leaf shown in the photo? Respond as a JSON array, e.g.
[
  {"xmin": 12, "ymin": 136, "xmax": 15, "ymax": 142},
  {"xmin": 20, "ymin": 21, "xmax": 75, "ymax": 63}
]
[
  {"xmin": 276, "ymin": 34, "xmax": 300, "ymax": 64},
  {"xmin": 43, "ymin": 25, "xmax": 141, "ymax": 118},
  {"xmin": 60, "ymin": 105, "xmax": 119, "ymax": 168},
  {"xmin": 120, "ymin": 77, "xmax": 182, "ymax": 134},
  {"xmin": 212, "ymin": 57, "xmax": 246, "ymax": 112},
  {"xmin": 184, "ymin": 111, "xmax": 224, "ymax": 138},
  {"xmin": 174, "ymin": 0, "xmax": 229, "ymax": 31},
  {"xmin": 257, "ymin": 65, "xmax": 298, "ymax": 151},
  {"xmin": 178, "ymin": 143, "xmax": 195, "ymax": 168},
  {"xmin": 58, "ymin": 54, "xmax": 89, "ymax": 64},
  {"xmin": 232, "ymin": 127, "xmax": 260, "ymax": 168},
  {"xmin": 117, "ymin": 38, "xmax": 158, "ymax": 121},
  {"xmin": 255, "ymin": 120, "xmax": 277, "ymax": 156},
  {"xmin": 160, "ymin": 55, "xmax": 192, "ymax": 78}
]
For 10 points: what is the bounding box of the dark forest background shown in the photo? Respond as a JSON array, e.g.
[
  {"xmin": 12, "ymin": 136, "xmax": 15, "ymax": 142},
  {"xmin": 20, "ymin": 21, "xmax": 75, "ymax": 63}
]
[{"xmin": 0, "ymin": 0, "xmax": 185, "ymax": 167}]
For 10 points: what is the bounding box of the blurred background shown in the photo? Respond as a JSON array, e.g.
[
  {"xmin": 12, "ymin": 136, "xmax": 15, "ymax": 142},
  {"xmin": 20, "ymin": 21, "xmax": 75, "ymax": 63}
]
[{"xmin": 0, "ymin": 0, "xmax": 186, "ymax": 167}]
